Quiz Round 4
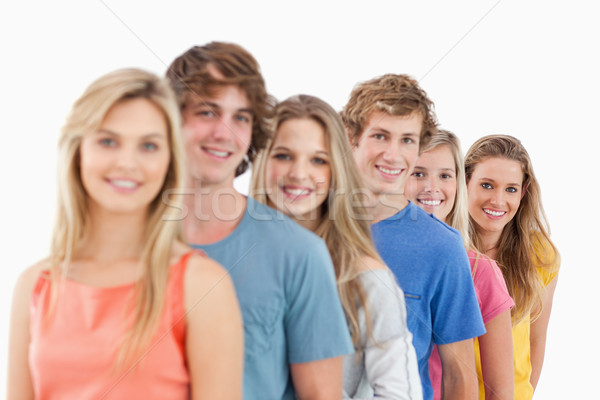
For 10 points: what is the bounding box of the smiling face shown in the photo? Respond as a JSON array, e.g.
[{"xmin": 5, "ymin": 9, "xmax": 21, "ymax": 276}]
[
  {"xmin": 265, "ymin": 118, "xmax": 331, "ymax": 224},
  {"xmin": 79, "ymin": 98, "xmax": 171, "ymax": 215},
  {"xmin": 467, "ymin": 156, "xmax": 524, "ymax": 243},
  {"xmin": 351, "ymin": 111, "xmax": 422, "ymax": 197},
  {"xmin": 405, "ymin": 145, "xmax": 457, "ymax": 222},
  {"xmin": 181, "ymin": 85, "xmax": 253, "ymax": 189}
]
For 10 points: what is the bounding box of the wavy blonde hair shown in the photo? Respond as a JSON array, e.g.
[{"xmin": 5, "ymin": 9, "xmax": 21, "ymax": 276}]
[
  {"xmin": 251, "ymin": 94, "xmax": 383, "ymax": 356},
  {"xmin": 51, "ymin": 68, "xmax": 185, "ymax": 366},
  {"xmin": 465, "ymin": 135, "xmax": 560, "ymax": 324}
]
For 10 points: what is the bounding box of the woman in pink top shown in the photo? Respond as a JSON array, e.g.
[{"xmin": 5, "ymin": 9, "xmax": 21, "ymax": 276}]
[
  {"xmin": 7, "ymin": 68, "xmax": 243, "ymax": 400},
  {"xmin": 405, "ymin": 130, "xmax": 515, "ymax": 400}
]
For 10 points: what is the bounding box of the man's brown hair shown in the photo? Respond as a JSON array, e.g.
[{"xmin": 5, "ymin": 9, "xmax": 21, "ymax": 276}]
[{"xmin": 166, "ymin": 42, "xmax": 275, "ymax": 176}]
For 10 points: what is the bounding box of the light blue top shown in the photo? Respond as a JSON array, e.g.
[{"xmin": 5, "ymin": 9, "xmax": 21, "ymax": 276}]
[
  {"xmin": 191, "ymin": 197, "xmax": 353, "ymax": 400},
  {"xmin": 371, "ymin": 202, "xmax": 485, "ymax": 400}
]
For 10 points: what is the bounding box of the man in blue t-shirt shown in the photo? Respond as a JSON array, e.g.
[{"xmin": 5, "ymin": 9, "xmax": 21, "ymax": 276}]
[
  {"xmin": 341, "ymin": 74, "xmax": 485, "ymax": 400},
  {"xmin": 166, "ymin": 42, "xmax": 352, "ymax": 400}
]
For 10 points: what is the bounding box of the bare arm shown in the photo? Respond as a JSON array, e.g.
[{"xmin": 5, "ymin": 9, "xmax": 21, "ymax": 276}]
[
  {"xmin": 7, "ymin": 265, "xmax": 43, "ymax": 400},
  {"xmin": 478, "ymin": 309, "xmax": 514, "ymax": 400},
  {"xmin": 185, "ymin": 256, "xmax": 244, "ymax": 400},
  {"xmin": 530, "ymin": 274, "xmax": 558, "ymax": 391},
  {"xmin": 438, "ymin": 339, "xmax": 478, "ymax": 400},
  {"xmin": 290, "ymin": 357, "xmax": 343, "ymax": 400}
]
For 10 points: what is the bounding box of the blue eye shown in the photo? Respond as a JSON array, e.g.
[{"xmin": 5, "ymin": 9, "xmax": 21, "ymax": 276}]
[
  {"xmin": 273, "ymin": 153, "xmax": 291, "ymax": 161},
  {"xmin": 141, "ymin": 142, "xmax": 158, "ymax": 151},
  {"xmin": 196, "ymin": 110, "xmax": 215, "ymax": 118},
  {"xmin": 441, "ymin": 173, "xmax": 453, "ymax": 180},
  {"xmin": 506, "ymin": 187, "xmax": 517, "ymax": 193},
  {"xmin": 312, "ymin": 157, "xmax": 328, "ymax": 165},
  {"xmin": 481, "ymin": 183, "xmax": 493, "ymax": 189},
  {"xmin": 99, "ymin": 138, "xmax": 116, "ymax": 147},
  {"xmin": 402, "ymin": 137, "xmax": 414, "ymax": 144},
  {"xmin": 235, "ymin": 114, "xmax": 251, "ymax": 123}
]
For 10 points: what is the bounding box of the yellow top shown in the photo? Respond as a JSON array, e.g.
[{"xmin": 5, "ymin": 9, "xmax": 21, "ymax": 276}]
[{"xmin": 477, "ymin": 234, "xmax": 559, "ymax": 399}]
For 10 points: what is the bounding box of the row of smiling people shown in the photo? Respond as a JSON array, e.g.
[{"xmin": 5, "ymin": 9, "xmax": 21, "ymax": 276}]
[{"xmin": 7, "ymin": 41, "xmax": 559, "ymax": 400}]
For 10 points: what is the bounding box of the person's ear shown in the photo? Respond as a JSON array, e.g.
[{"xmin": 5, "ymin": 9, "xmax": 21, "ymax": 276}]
[
  {"xmin": 521, "ymin": 182, "xmax": 528, "ymax": 199},
  {"xmin": 346, "ymin": 126, "xmax": 357, "ymax": 148}
]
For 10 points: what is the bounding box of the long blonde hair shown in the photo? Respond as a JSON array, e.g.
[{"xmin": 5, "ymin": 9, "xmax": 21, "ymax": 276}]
[
  {"xmin": 422, "ymin": 130, "xmax": 499, "ymax": 283},
  {"xmin": 51, "ymin": 68, "xmax": 185, "ymax": 365},
  {"xmin": 251, "ymin": 94, "xmax": 382, "ymax": 356},
  {"xmin": 465, "ymin": 135, "xmax": 559, "ymax": 324}
]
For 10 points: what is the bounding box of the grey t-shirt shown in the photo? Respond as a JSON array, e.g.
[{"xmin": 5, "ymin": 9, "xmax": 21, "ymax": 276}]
[{"xmin": 343, "ymin": 268, "xmax": 423, "ymax": 399}]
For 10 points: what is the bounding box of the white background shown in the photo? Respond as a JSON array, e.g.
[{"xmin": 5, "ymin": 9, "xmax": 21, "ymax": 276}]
[{"xmin": 1, "ymin": 1, "xmax": 597, "ymax": 396}]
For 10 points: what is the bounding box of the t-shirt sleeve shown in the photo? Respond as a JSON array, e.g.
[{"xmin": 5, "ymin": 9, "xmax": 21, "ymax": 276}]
[
  {"xmin": 285, "ymin": 239, "xmax": 353, "ymax": 363},
  {"xmin": 471, "ymin": 255, "xmax": 515, "ymax": 324},
  {"xmin": 431, "ymin": 242, "xmax": 486, "ymax": 345},
  {"xmin": 532, "ymin": 232, "xmax": 560, "ymax": 286}
]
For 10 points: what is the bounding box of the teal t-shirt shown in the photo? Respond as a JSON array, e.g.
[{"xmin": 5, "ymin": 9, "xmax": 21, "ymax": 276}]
[{"xmin": 191, "ymin": 197, "xmax": 353, "ymax": 400}]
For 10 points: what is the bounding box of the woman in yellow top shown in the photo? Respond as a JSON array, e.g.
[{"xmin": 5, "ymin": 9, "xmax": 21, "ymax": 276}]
[{"xmin": 465, "ymin": 135, "xmax": 560, "ymax": 399}]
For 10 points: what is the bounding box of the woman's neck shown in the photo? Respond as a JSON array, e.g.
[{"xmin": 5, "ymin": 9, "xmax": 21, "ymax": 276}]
[
  {"xmin": 76, "ymin": 203, "xmax": 148, "ymax": 262},
  {"xmin": 479, "ymin": 230, "xmax": 501, "ymax": 260},
  {"xmin": 294, "ymin": 214, "xmax": 321, "ymax": 232}
]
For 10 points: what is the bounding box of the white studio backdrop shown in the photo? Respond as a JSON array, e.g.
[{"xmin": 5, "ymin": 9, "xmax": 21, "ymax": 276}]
[{"xmin": 1, "ymin": 1, "xmax": 597, "ymax": 396}]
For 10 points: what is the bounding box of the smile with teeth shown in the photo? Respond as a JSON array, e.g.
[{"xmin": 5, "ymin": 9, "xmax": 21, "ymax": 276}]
[
  {"xmin": 108, "ymin": 179, "xmax": 139, "ymax": 189},
  {"xmin": 204, "ymin": 147, "xmax": 231, "ymax": 158},
  {"xmin": 419, "ymin": 199, "xmax": 442, "ymax": 206},
  {"xmin": 483, "ymin": 208, "xmax": 506, "ymax": 217},
  {"xmin": 377, "ymin": 166, "xmax": 402, "ymax": 175},
  {"xmin": 282, "ymin": 186, "xmax": 312, "ymax": 197}
]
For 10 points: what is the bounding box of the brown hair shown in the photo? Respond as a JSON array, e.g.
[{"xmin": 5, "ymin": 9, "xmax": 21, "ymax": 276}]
[
  {"xmin": 166, "ymin": 42, "xmax": 275, "ymax": 176},
  {"xmin": 251, "ymin": 94, "xmax": 383, "ymax": 357},
  {"xmin": 465, "ymin": 134, "xmax": 560, "ymax": 324},
  {"xmin": 340, "ymin": 73, "xmax": 437, "ymax": 149}
]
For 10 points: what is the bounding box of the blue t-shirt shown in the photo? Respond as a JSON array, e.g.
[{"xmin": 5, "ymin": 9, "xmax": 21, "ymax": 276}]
[
  {"xmin": 371, "ymin": 202, "xmax": 485, "ymax": 400},
  {"xmin": 191, "ymin": 197, "xmax": 353, "ymax": 400}
]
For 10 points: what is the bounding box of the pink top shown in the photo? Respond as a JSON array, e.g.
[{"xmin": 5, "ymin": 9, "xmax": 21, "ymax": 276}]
[
  {"xmin": 29, "ymin": 252, "xmax": 196, "ymax": 400},
  {"xmin": 428, "ymin": 250, "xmax": 514, "ymax": 400}
]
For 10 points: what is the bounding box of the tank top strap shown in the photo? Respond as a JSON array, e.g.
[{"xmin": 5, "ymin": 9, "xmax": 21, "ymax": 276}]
[
  {"xmin": 31, "ymin": 269, "xmax": 52, "ymax": 310},
  {"xmin": 166, "ymin": 250, "xmax": 205, "ymax": 356}
]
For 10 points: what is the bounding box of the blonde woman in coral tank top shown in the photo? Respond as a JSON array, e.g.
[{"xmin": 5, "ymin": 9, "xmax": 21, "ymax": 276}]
[{"xmin": 7, "ymin": 68, "xmax": 243, "ymax": 400}]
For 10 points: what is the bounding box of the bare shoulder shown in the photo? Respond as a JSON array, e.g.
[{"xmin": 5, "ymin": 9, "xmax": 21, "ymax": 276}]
[
  {"xmin": 15, "ymin": 259, "xmax": 50, "ymax": 291},
  {"xmin": 184, "ymin": 252, "xmax": 232, "ymax": 294},
  {"xmin": 11, "ymin": 259, "xmax": 51, "ymax": 312},
  {"xmin": 183, "ymin": 253, "xmax": 238, "ymax": 318},
  {"xmin": 357, "ymin": 255, "xmax": 387, "ymax": 272}
]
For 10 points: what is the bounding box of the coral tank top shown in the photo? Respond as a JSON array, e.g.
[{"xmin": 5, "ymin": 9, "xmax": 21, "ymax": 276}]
[{"xmin": 28, "ymin": 252, "xmax": 197, "ymax": 400}]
